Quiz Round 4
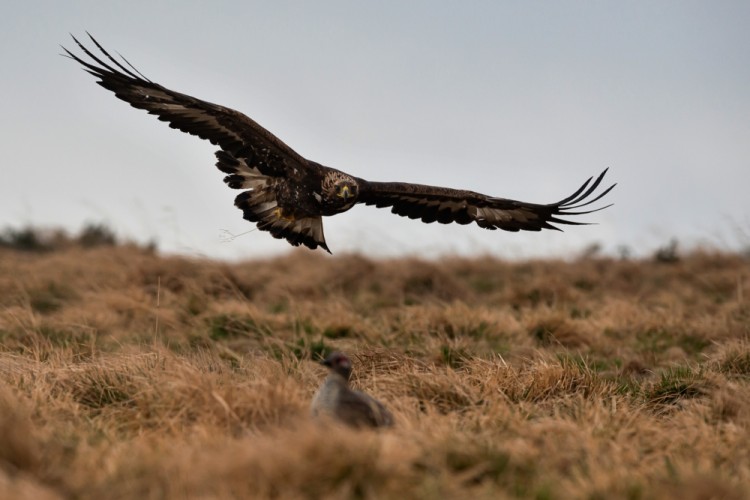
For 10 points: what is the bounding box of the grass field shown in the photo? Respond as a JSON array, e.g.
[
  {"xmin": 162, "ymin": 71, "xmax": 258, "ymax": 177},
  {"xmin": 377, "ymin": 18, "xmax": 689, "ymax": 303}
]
[{"xmin": 0, "ymin": 236, "xmax": 748, "ymax": 499}]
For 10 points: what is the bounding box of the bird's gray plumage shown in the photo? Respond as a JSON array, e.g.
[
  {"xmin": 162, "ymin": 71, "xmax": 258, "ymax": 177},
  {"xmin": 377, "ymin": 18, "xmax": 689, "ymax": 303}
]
[{"xmin": 311, "ymin": 352, "xmax": 393, "ymax": 428}]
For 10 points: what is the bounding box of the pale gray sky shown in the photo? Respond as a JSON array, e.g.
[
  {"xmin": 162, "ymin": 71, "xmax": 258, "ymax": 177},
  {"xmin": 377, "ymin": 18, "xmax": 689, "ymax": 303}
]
[{"xmin": 2, "ymin": 1, "xmax": 749, "ymax": 259}]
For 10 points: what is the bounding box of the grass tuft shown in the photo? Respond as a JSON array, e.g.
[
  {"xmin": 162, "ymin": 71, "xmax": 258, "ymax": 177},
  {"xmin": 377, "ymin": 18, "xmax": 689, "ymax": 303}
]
[{"xmin": 645, "ymin": 365, "xmax": 706, "ymax": 408}]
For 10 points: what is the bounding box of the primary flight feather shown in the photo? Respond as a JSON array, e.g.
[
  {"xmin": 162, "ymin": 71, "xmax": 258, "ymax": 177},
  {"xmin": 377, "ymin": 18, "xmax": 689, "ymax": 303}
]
[{"xmin": 63, "ymin": 34, "xmax": 615, "ymax": 253}]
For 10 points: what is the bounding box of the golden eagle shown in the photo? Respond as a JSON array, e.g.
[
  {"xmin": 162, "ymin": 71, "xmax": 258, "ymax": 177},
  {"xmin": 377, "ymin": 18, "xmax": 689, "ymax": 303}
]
[{"xmin": 63, "ymin": 34, "xmax": 615, "ymax": 253}]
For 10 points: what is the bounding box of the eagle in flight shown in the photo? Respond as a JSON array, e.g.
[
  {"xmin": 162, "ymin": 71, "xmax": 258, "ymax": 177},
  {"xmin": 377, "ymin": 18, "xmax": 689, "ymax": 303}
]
[{"xmin": 64, "ymin": 34, "xmax": 615, "ymax": 253}]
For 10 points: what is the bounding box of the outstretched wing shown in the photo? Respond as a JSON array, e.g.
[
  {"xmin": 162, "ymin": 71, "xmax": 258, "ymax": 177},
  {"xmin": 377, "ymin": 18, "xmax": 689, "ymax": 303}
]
[
  {"xmin": 63, "ymin": 34, "xmax": 329, "ymax": 251},
  {"xmin": 357, "ymin": 169, "xmax": 614, "ymax": 232}
]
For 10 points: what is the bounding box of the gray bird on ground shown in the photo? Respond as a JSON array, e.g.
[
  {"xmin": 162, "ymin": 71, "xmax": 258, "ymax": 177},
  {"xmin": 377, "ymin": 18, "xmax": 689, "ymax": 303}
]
[{"xmin": 311, "ymin": 352, "xmax": 394, "ymax": 428}]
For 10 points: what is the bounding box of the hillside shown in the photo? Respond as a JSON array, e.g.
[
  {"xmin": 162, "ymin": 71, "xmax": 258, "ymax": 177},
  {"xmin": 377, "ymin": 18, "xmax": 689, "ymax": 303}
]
[{"xmin": 0, "ymin": 242, "xmax": 748, "ymax": 499}]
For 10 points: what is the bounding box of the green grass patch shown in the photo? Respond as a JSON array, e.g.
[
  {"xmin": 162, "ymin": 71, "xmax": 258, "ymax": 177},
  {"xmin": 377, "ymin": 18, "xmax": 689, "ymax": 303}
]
[
  {"xmin": 645, "ymin": 365, "xmax": 705, "ymax": 407},
  {"xmin": 207, "ymin": 314, "xmax": 272, "ymax": 340},
  {"xmin": 29, "ymin": 282, "xmax": 78, "ymax": 314}
]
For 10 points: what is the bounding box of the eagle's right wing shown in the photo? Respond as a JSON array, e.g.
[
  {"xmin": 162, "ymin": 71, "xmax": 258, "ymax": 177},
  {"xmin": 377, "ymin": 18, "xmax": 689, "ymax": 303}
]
[
  {"xmin": 63, "ymin": 34, "xmax": 310, "ymax": 179},
  {"xmin": 64, "ymin": 34, "xmax": 330, "ymax": 251}
]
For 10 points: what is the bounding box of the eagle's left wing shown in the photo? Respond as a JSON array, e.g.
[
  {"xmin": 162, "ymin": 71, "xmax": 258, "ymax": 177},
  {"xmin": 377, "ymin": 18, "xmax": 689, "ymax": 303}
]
[{"xmin": 357, "ymin": 169, "xmax": 614, "ymax": 232}]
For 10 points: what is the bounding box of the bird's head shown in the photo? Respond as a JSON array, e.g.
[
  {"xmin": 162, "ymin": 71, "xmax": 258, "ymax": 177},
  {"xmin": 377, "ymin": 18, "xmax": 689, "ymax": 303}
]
[
  {"xmin": 336, "ymin": 182, "xmax": 357, "ymax": 201},
  {"xmin": 321, "ymin": 171, "xmax": 359, "ymax": 212},
  {"xmin": 321, "ymin": 351, "xmax": 353, "ymax": 380}
]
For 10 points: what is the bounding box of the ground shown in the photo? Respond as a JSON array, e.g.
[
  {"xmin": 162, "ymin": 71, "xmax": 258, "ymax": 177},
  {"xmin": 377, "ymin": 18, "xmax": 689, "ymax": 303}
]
[{"xmin": 0, "ymin": 239, "xmax": 748, "ymax": 499}]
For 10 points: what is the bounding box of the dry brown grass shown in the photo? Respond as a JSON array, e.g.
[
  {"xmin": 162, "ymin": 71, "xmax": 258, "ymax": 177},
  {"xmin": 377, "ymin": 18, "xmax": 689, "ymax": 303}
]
[{"xmin": 0, "ymin": 244, "xmax": 749, "ymax": 499}]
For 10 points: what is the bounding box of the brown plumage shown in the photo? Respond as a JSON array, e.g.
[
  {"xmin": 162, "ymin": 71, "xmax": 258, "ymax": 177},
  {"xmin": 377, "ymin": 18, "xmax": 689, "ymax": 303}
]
[
  {"xmin": 63, "ymin": 34, "xmax": 616, "ymax": 253},
  {"xmin": 311, "ymin": 352, "xmax": 393, "ymax": 428}
]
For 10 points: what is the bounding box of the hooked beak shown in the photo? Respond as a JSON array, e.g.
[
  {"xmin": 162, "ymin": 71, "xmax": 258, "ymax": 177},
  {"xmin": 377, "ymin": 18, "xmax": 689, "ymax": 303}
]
[{"xmin": 338, "ymin": 185, "xmax": 352, "ymax": 199}]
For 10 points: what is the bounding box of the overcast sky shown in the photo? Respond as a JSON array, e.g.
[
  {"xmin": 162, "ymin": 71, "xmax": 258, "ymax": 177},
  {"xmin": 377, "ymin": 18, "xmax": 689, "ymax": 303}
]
[{"xmin": 2, "ymin": 1, "xmax": 749, "ymax": 260}]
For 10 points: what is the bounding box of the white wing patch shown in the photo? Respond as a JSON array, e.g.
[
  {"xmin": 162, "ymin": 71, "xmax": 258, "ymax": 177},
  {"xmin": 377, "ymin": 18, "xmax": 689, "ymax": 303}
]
[
  {"xmin": 229, "ymin": 158, "xmax": 269, "ymax": 190},
  {"xmin": 215, "ymin": 150, "xmax": 271, "ymax": 191}
]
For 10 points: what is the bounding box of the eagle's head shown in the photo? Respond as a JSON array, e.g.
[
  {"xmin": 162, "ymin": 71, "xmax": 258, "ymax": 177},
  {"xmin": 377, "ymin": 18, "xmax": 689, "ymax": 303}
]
[{"xmin": 321, "ymin": 170, "xmax": 359, "ymax": 213}]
